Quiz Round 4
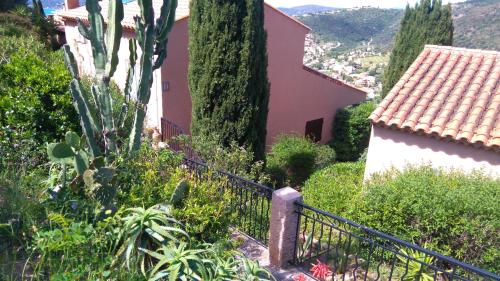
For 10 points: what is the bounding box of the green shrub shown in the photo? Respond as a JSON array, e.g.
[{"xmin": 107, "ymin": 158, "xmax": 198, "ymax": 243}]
[
  {"xmin": 0, "ymin": 169, "xmax": 47, "ymax": 254},
  {"xmin": 167, "ymin": 169, "xmax": 234, "ymax": 243},
  {"xmin": 0, "ymin": 13, "xmax": 32, "ymax": 37},
  {"xmin": 183, "ymin": 134, "xmax": 269, "ymax": 183},
  {"xmin": 266, "ymin": 135, "xmax": 336, "ymax": 187},
  {"xmin": 0, "ymin": 0, "xmax": 27, "ymax": 12},
  {"xmin": 0, "ymin": 37, "xmax": 79, "ymax": 170},
  {"xmin": 302, "ymin": 162, "xmax": 365, "ymax": 216},
  {"xmin": 116, "ymin": 144, "xmax": 183, "ymax": 208},
  {"xmin": 360, "ymin": 167, "xmax": 500, "ymax": 272},
  {"xmin": 329, "ymin": 102, "xmax": 375, "ymax": 162},
  {"xmin": 302, "ymin": 164, "xmax": 499, "ymax": 272},
  {"xmin": 0, "ymin": 12, "xmax": 58, "ymax": 49}
]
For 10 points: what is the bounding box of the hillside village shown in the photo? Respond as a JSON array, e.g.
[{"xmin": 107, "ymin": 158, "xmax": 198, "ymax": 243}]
[
  {"xmin": 303, "ymin": 33, "xmax": 385, "ymax": 98},
  {"xmin": 1, "ymin": 0, "xmax": 499, "ymax": 280}
]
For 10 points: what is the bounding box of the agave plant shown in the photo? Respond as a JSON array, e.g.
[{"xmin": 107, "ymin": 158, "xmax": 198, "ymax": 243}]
[
  {"xmin": 240, "ymin": 256, "xmax": 276, "ymax": 281},
  {"xmin": 114, "ymin": 205, "xmax": 188, "ymax": 275},
  {"xmin": 140, "ymin": 242, "xmax": 211, "ymax": 281},
  {"xmin": 140, "ymin": 244, "xmax": 275, "ymax": 281},
  {"xmin": 396, "ymin": 246, "xmax": 436, "ymax": 281}
]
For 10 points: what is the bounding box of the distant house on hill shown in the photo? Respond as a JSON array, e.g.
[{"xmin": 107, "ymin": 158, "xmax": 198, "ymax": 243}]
[
  {"xmin": 365, "ymin": 45, "xmax": 500, "ymax": 179},
  {"xmin": 55, "ymin": 0, "xmax": 366, "ymax": 147}
]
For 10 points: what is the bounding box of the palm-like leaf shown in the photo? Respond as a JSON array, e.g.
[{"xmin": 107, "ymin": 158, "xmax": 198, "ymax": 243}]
[
  {"xmin": 140, "ymin": 243, "xmax": 210, "ymax": 281},
  {"xmin": 114, "ymin": 205, "xmax": 188, "ymax": 274}
]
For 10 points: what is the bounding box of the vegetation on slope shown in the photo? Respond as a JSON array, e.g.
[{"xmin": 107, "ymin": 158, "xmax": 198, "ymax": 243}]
[
  {"xmin": 298, "ymin": 8, "xmax": 403, "ymax": 52},
  {"xmin": 295, "ymin": 0, "xmax": 499, "ymax": 54},
  {"xmin": 303, "ymin": 164, "xmax": 500, "ymax": 272},
  {"xmin": 453, "ymin": 0, "xmax": 500, "ymax": 50}
]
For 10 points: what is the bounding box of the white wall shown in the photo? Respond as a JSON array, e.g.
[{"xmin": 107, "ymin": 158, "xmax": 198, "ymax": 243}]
[
  {"xmin": 364, "ymin": 126, "xmax": 500, "ymax": 179},
  {"xmin": 64, "ymin": 24, "xmax": 162, "ymax": 129}
]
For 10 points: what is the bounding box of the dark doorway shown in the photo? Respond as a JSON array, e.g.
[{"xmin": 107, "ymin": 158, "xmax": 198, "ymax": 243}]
[{"xmin": 305, "ymin": 118, "xmax": 323, "ymax": 142}]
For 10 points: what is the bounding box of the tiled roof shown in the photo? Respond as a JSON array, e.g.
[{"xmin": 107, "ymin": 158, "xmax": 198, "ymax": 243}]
[
  {"xmin": 55, "ymin": 0, "xmax": 310, "ymax": 31},
  {"xmin": 370, "ymin": 45, "xmax": 500, "ymax": 151}
]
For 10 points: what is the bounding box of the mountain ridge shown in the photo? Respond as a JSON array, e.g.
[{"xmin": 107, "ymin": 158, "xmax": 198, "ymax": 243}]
[
  {"xmin": 283, "ymin": 0, "xmax": 499, "ymax": 52},
  {"xmin": 277, "ymin": 5, "xmax": 337, "ymax": 16}
]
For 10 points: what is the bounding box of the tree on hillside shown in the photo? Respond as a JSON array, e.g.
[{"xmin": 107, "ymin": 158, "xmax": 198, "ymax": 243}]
[
  {"xmin": 188, "ymin": 0, "xmax": 270, "ymax": 161},
  {"xmin": 0, "ymin": 0, "xmax": 27, "ymax": 12},
  {"xmin": 381, "ymin": 0, "xmax": 453, "ymax": 97}
]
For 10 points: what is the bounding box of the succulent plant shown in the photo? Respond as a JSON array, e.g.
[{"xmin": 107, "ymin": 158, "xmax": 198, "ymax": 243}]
[
  {"xmin": 170, "ymin": 180, "xmax": 189, "ymax": 207},
  {"xmin": 62, "ymin": 0, "xmax": 178, "ymax": 163},
  {"xmin": 51, "ymin": 0, "xmax": 178, "ymax": 211}
]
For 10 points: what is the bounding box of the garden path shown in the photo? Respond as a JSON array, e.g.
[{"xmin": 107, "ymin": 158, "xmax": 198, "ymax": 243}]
[{"xmin": 232, "ymin": 231, "xmax": 314, "ymax": 281}]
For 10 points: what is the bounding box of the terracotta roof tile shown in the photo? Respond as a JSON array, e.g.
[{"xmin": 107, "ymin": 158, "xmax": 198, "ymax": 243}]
[{"xmin": 370, "ymin": 45, "xmax": 500, "ymax": 151}]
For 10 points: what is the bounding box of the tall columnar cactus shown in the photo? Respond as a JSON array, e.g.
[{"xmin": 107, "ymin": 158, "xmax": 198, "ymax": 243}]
[
  {"xmin": 62, "ymin": 0, "xmax": 178, "ymax": 163},
  {"xmin": 52, "ymin": 0, "xmax": 177, "ymax": 210}
]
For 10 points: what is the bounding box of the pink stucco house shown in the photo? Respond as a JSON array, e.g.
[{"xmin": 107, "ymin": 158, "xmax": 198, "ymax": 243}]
[
  {"xmin": 55, "ymin": 0, "xmax": 366, "ymax": 147},
  {"xmin": 365, "ymin": 45, "xmax": 500, "ymax": 179}
]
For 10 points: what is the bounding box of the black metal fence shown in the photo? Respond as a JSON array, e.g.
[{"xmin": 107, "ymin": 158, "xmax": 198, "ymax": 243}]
[
  {"xmin": 292, "ymin": 201, "xmax": 500, "ymax": 281},
  {"xmin": 160, "ymin": 117, "xmax": 200, "ymax": 161},
  {"xmin": 183, "ymin": 158, "xmax": 274, "ymax": 245}
]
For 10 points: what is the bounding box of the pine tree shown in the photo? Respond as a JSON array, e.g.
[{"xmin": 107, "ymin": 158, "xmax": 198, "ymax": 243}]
[
  {"xmin": 381, "ymin": 0, "xmax": 453, "ymax": 97},
  {"xmin": 188, "ymin": 0, "xmax": 270, "ymax": 161}
]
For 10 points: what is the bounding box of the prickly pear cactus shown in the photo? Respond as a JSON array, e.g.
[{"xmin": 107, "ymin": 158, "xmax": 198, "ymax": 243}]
[
  {"xmin": 83, "ymin": 167, "xmax": 116, "ymax": 207},
  {"xmin": 170, "ymin": 180, "xmax": 189, "ymax": 207},
  {"xmin": 47, "ymin": 131, "xmax": 90, "ymax": 176}
]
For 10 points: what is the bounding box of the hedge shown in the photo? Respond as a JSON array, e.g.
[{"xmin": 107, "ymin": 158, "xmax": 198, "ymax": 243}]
[
  {"xmin": 266, "ymin": 135, "xmax": 335, "ymax": 188},
  {"xmin": 302, "ymin": 162, "xmax": 365, "ymax": 215},
  {"xmin": 329, "ymin": 102, "xmax": 375, "ymax": 162},
  {"xmin": 303, "ymin": 164, "xmax": 500, "ymax": 272}
]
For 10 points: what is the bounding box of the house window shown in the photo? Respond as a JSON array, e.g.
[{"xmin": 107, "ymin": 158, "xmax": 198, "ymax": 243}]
[
  {"xmin": 305, "ymin": 118, "xmax": 323, "ymax": 142},
  {"xmin": 162, "ymin": 81, "xmax": 170, "ymax": 92}
]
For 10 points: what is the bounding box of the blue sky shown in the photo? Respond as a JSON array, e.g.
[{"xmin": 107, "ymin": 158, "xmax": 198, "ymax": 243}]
[{"xmin": 267, "ymin": 0, "xmax": 466, "ymax": 8}]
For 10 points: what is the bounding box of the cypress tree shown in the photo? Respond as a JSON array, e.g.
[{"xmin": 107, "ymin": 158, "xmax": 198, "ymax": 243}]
[
  {"xmin": 188, "ymin": 0, "xmax": 270, "ymax": 161},
  {"xmin": 381, "ymin": 0, "xmax": 453, "ymax": 97}
]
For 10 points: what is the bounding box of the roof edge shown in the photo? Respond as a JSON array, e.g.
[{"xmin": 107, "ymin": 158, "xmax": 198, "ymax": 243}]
[
  {"xmin": 302, "ymin": 65, "xmax": 367, "ymax": 95},
  {"xmin": 264, "ymin": 3, "xmax": 311, "ymax": 31},
  {"xmin": 424, "ymin": 44, "xmax": 500, "ymax": 55}
]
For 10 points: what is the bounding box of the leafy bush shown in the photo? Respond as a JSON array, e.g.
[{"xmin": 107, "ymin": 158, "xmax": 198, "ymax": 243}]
[
  {"xmin": 0, "ymin": 169, "xmax": 47, "ymax": 255},
  {"xmin": 0, "ymin": 36, "xmax": 79, "ymax": 170},
  {"xmin": 0, "ymin": 0, "xmax": 27, "ymax": 12},
  {"xmin": 361, "ymin": 167, "xmax": 499, "ymax": 272},
  {"xmin": 329, "ymin": 102, "xmax": 375, "ymax": 162},
  {"xmin": 302, "ymin": 164, "xmax": 499, "ymax": 272},
  {"xmin": 166, "ymin": 169, "xmax": 234, "ymax": 243},
  {"xmin": 0, "ymin": 11, "xmax": 58, "ymax": 49},
  {"xmin": 302, "ymin": 162, "xmax": 365, "ymax": 216},
  {"xmin": 266, "ymin": 135, "xmax": 336, "ymax": 187},
  {"xmin": 0, "ymin": 13, "xmax": 32, "ymax": 37},
  {"xmin": 182, "ymin": 134, "xmax": 269, "ymax": 183},
  {"xmin": 116, "ymin": 144, "xmax": 183, "ymax": 207}
]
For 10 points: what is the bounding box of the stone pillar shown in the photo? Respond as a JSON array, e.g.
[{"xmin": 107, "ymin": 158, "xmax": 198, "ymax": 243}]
[
  {"xmin": 64, "ymin": 0, "xmax": 79, "ymax": 10},
  {"xmin": 269, "ymin": 187, "xmax": 303, "ymax": 268}
]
